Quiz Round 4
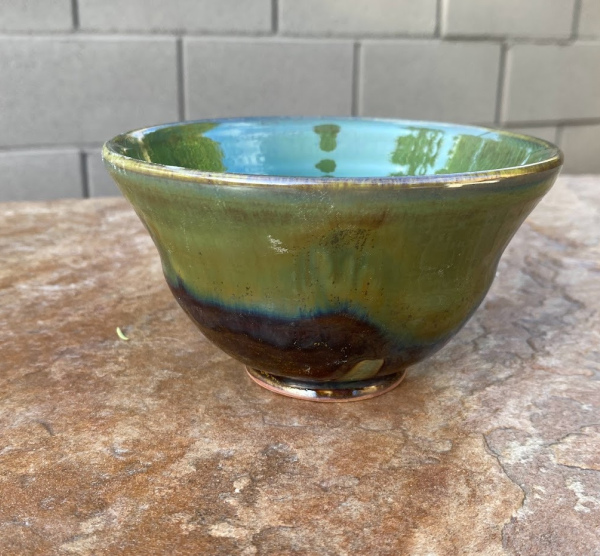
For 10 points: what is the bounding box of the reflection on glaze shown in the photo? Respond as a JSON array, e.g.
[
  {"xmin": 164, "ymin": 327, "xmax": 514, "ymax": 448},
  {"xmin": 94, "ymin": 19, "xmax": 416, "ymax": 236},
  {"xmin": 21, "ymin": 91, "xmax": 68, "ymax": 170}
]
[
  {"xmin": 314, "ymin": 124, "xmax": 340, "ymax": 152},
  {"xmin": 314, "ymin": 124, "xmax": 340, "ymax": 175},
  {"xmin": 390, "ymin": 128, "xmax": 444, "ymax": 176},
  {"xmin": 111, "ymin": 118, "xmax": 554, "ymax": 178},
  {"xmin": 315, "ymin": 159, "xmax": 336, "ymax": 173}
]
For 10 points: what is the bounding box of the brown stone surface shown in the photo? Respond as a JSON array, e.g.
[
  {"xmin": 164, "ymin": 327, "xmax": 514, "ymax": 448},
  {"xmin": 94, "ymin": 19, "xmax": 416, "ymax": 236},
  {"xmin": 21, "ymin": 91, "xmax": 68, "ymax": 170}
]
[{"xmin": 0, "ymin": 176, "xmax": 599, "ymax": 555}]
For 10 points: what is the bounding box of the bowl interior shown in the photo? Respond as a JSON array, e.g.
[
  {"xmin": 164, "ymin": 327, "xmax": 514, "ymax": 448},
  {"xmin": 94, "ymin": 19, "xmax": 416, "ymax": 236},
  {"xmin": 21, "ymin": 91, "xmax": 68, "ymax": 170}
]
[{"xmin": 108, "ymin": 118, "xmax": 559, "ymax": 179}]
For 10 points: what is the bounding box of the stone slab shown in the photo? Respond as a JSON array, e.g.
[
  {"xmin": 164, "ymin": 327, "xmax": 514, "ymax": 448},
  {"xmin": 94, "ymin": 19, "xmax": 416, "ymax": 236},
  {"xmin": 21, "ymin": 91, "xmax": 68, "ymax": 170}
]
[{"xmin": 0, "ymin": 176, "xmax": 599, "ymax": 554}]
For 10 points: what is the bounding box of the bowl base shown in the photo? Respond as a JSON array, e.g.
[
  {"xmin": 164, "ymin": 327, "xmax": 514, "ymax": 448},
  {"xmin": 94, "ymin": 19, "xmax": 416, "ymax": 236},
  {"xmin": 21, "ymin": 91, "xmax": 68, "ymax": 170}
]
[{"xmin": 245, "ymin": 367, "xmax": 406, "ymax": 402}]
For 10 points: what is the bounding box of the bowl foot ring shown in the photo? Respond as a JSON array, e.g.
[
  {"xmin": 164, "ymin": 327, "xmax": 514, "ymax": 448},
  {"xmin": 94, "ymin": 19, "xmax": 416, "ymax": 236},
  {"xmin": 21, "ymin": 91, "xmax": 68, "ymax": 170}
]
[{"xmin": 245, "ymin": 367, "xmax": 407, "ymax": 402}]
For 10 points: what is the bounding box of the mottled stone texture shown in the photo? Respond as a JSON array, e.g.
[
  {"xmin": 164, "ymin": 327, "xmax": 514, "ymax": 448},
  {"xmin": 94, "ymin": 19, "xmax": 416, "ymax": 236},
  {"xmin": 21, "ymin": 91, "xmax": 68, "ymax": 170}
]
[{"xmin": 0, "ymin": 176, "xmax": 599, "ymax": 555}]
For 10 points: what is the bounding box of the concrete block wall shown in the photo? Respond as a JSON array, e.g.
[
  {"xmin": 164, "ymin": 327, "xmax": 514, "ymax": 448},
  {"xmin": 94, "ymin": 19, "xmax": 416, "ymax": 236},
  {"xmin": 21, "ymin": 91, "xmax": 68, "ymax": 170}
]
[{"xmin": 1, "ymin": 0, "xmax": 599, "ymax": 201}]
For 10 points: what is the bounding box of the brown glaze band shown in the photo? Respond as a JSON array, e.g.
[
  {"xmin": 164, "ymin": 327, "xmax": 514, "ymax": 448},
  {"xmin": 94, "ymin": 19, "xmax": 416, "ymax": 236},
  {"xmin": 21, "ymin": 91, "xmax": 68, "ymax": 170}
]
[{"xmin": 168, "ymin": 279, "xmax": 440, "ymax": 382}]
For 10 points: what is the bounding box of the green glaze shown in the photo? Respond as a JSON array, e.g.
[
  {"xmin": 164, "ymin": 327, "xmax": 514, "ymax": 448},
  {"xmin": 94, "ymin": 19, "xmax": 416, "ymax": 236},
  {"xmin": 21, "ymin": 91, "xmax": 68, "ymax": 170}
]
[{"xmin": 103, "ymin": 118, "xmax": 562, "ymax": 398}]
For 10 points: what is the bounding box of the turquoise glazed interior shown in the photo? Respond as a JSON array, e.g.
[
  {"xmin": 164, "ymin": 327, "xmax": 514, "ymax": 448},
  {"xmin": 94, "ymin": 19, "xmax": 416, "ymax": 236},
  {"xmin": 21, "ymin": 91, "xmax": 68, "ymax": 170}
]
[
  {"xmin": 109, "ymin": 118, "xmax": 558, "ymax": 179},
  {"xmin": 104, "ymin": 118, "xmax": 562, "ymax": 401}
]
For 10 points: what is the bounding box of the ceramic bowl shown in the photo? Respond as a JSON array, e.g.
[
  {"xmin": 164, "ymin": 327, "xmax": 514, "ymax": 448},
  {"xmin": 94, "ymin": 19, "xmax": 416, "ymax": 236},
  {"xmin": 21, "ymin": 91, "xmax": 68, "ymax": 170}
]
[{"xmin": 103, "ymin": 118, "xmax": 562, "ymax": 402}]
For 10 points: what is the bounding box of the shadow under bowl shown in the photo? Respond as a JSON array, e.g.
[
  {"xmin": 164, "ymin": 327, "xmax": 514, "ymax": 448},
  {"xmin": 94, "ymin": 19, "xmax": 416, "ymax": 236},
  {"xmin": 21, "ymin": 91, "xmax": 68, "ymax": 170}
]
[{"xmin": 103, "ymin": 117, "xmax": 562, "ymax": 402}]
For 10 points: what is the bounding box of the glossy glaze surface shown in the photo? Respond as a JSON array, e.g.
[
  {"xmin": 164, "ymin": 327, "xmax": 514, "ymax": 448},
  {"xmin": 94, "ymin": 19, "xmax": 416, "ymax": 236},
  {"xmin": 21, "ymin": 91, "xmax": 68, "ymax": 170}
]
[
  {"xmin": 108, "ymin": 118, "xmax": 559, "ymax": 179},
  {"xmin": 104, "ymin": 118, "xmax": 562, "ymax": 400}
]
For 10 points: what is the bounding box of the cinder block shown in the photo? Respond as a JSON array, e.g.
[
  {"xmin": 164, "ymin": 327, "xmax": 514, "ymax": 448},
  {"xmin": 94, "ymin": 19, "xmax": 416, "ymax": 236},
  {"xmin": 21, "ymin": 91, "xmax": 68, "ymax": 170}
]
[
  {"xmin": 0, "ymin": 0, "xmax": 72, "ymax": 32},
  {"xmin": 0, "ymin": 37, "xmax": 178, "ymax": 148},
  {"xmin": 79, "ymin": 0, "xmax": 271, "ymax": 33},
  {"xmin": 279, "ymin": 0, "xmax": 436, "ymax": 36},
  {"xmin": 503, "ymin": 44, "xmax": 600, "ymax": 123},
  {"xmin": 560, "ymin": 125, "xmax": 600, "ymax": 173},
  {"xmin": 504, "ymin": 127, "xmax": 558, "ymax": 144},
  {"xmin": 442, "ymin": 0, "xmax": 575, "ymax": 39},
  {"xmin": 360, "ymin": 41, "xmax": 500, "ymax": 123},
  {"xmin": 86, "ymin": 149, "xmax": 121, "ymax": 197},
  {"xmin": 579, "ymin": 0, "xmax": 600, "ymax": 37},
  {"xmin": 0, "ymin": 149, "xmax": 83, "ymax": 202},
  {"xmin": 184, "ymin": 39, "xmax": 353, "ymax": 118}
]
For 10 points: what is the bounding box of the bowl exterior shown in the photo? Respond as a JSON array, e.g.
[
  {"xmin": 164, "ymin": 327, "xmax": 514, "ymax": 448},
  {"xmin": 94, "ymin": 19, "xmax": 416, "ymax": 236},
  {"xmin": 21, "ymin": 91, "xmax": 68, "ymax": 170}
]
[{"xmin": 105, "ymin": 161, "xmax": 559, "ymax": 383}]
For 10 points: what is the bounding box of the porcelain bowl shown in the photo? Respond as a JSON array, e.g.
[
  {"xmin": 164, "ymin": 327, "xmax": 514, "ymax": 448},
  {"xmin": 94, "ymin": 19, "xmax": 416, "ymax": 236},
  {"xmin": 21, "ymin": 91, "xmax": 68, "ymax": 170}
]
[{"xmin": 103, "ymin": 117, "xmax": 562, "ymax": 401}]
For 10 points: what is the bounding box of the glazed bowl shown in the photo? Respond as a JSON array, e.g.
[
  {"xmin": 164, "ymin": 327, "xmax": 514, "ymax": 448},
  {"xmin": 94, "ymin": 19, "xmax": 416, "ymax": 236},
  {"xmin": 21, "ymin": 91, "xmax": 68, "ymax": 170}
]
[{"xmin": 103, "ymin": 117, "xmax": 562, "ymax": 401}]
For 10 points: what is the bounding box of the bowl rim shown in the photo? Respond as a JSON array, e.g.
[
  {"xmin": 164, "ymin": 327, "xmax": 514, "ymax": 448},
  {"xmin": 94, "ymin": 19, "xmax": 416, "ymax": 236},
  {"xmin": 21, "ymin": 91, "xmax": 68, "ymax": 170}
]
[{"xmin": 102, "ymin": 116, "xmax": 563, "ymax": 190}]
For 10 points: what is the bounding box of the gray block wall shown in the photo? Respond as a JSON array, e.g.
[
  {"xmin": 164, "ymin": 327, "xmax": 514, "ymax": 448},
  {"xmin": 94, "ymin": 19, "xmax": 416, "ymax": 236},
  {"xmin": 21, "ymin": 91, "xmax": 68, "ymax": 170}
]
[{"xmin": 1, "ymin": 0, "xmax": 599, "ymax": 201}]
